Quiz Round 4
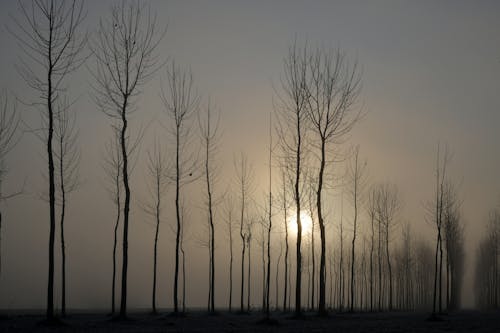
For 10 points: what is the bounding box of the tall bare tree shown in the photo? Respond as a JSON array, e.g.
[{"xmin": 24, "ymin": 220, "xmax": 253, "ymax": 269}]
[
  {"xmin": 265, "ymin": 112, "xmax": 273, "ymax": 317},
  {"xmin": 429, "ymin": 144, "xmax": 451, "ymax": 316},
  {"xmin": 375, "ymin": 183, "xmax": 400, "ymax": 311},
  {"xmin": 91, "ymin": 1, "xmax": 162, "ymax": 317},
  {"xmin": 234, "ymin": 154, "xmax": 254, "ymax": 312},
  {"xmin": 103, "ymin": 128, "xmax": 122, "ymax": 315},
  {"xmin": 306, "ymin": 47, "xmax": 361, "ymax": 315},
  {"xmin": 275, "ymin": 42, "xmax": 309, "ymax": 316},
  {"xmin": 12, "ymin": 0, "xmax": 87, "ymax": 319},
  {"xmin": 142, "ymin": 141, "xmax": 169, "ymax": 314},
  {"xmin": 199, "ymin": 101, "xmax": 221, "ymax": 313},
  {"xmin": 54, "ymin": 100, "xmax": 80, "ymax": 317},
  {"xmin": 162, "ymin": 63, "xmax": 199, "ymax": 314},
  {"xmin": 367, "ymin": 187, "xmax": 377, "ymax": 312},
  {"xmin": 0, "ymin": 93, "xmax": 21, "ymax": 279},
  {"xmin": 347, "ymin": 146, "xmax": 366, "ymax": 312},
  {"xmin": 223, "ymin": 194, "xmax": 236, "ymax": 311}
]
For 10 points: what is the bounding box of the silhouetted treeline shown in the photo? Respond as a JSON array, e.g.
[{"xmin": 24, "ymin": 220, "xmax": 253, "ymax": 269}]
[{"xmin": 475, "ymin": 210, "xmax": 500, "ymax": 309}]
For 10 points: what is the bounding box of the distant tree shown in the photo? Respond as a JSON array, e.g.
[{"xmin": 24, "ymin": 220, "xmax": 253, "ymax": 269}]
[
  {"xmin": 162, "ymin": 63, "xmax": 199, "ymax": 314},
  {"xmin": 338, "ymin": 192, "xmax": 345, "ymax": 311},
  {"xmin": 265, "ymin": 112, "xmax": 274, "ymax": 317},
  {"xmin": 275, "ymin": 42, "xmax": 309, "ymax": 316},
  {"xmin": 347, "ymin": 146, "xmax": 366, "ymax": 311},
  {"xmin": 54, "ymin": 100, "xmax": 80, "ymax": 317},
  {"xmin": 0, "ymin": 93, "xmax": 21, "ymax": 279},
  {"xmin": 367, "ymin": 187, "xmax": 377, "ymax": 312},
  {"xmin": 246, "ymin": 218, "xmax": 254, "ymax": 311},
  {"xmin": 278, "ymin": 168, "xmax": 292, "ymax": 311},
  {"xmin": 430, "ymin": 144, "xmax": 452, "ymax": 315},
  {"xmin": 234, "ymin": 154, "xmax": 254, "ymax": 312},
  {"xmin": 442, "ymin": 182, "xmax": 464, "ymax": 311},
  {"xmin": 375, "ymin": 183, "xmax": 400, "ymax": 311},
  {"xmin": 143, "ymin": 141, "xmax": 169, "ymax": 314},
  {"xmin": 475, "ymin": 211, "xmax": 500, "ymax": 309},
  {"xmin": 198, "ymin": 101, "xmax": 221, "ymax": 313},
  {"xmin": 306, "ymin": 47, "xmax": 361, "ymax": 315},
  {"xmin": 103, "ymin": 128, "xmax": 122, "ymax": 315},
  {"xmin": 12, "ymin": 0, "xmax": 87, "ymax": 319},
  {"xmin": 223, "ymin": 194, "xmax": 236, "ymax": 311}
]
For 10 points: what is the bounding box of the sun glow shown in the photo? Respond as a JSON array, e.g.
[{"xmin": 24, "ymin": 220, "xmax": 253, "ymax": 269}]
[{"xmin": 288, "ymin": 211, "xmax": 313, "ymax": 237}]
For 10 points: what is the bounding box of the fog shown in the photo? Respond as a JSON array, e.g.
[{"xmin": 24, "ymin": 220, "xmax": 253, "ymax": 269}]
[{"xmin": 0, "ymin": 0, "xmax": 500, "ymax": 312}]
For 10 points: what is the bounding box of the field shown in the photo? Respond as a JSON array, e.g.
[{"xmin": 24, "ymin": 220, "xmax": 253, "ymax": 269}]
[{"xmin": 0, "ymin": 310, "xmax": 499, "ymax": 332}]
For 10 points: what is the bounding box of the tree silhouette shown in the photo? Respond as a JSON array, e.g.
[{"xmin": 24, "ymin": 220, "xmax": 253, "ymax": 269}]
[
  {"xmin": 306, "ymin": 47, "xmax": 361, "ymax": 314},
  {"xmin": 54, "ymin": 99, "xmax": 80, "ymax": 317},
  {"xmin": 199, "ymin": 101, "xmax": 221, "ymax": 314},
  {"xmin": 11, "ymin": 0, "xmax": 87, "ymax": 320},
  {"xmin": 234, "ymin": 153, "xmax": 253, "ymax": 312},
  {"xmin": 143, "ymin": 141, "xmax": 169, "ymax": 314},
  {"xmin": 275, "ymin": 42, "xmax": 309, "ymax": 316},
  {"xmin": 162, "ymin": 63, "xmax": 199, "ymax": 314},
  {"xmin": 91, "ymin": 0, "xmax": 162, "ymax": 317},
  {"xmin": 102, "ymin": 127, "xmax": 122, "ymax": 315}
]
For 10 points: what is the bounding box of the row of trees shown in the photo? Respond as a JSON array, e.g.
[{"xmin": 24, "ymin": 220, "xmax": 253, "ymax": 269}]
[
  {"xmin": 475, "ymin": 210, "xmax": 500, "ymax": 309},
  {"xmin": 1, "ymin": 0, "xmax": 468, "ymax": 320}
]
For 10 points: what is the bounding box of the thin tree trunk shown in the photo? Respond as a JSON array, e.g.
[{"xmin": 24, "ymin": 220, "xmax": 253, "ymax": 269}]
[
  {"xmin": 283, "ymin": 180, "xmax": 289, "ymax": 311},
  {"xmin": 386, "ymin": 222, "xmax": 393, "ymax": 311},
  {"xmin": 247, "ymin": 237, "xmax": 252, "ymax": 311},
  {"xmin": 59, "ymin": 134, "xmax": 67, "ymax": 317},
  {"xmin": 174, "ymin": 129, "xmax": 181, "ymax": 313},
  {"xmin": 111, "ymin": 172, "xmax": 120, "ymax": 315},
  {"xmin": 317, "ymin": 140, "xmax": 327, "ymax": 314},
  {"xmin": 119, "ymin": 97, "xmax": 131, "ymax": 318},
  {"xmin": 229, "ymin": 220, "xmax": 233, "ymax": 312},
  {"xmin": 46, "ymin": 41, "xmax": 56, "ymax": 321},
  {"xmin": 370, "ymin": 213, "xmax": 374, "ymax": 312},
  {"xmin": 152, "ymin": 174, "xmax": 160, "ymax": 313}
]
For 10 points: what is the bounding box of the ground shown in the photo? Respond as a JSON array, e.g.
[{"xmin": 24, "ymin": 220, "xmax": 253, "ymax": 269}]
[{"xmin": 0, "ymin": 310, "xmax": 499, "ymax": 332}]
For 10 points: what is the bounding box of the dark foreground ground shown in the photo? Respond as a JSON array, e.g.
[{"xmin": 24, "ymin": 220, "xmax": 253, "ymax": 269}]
[{"xmin": 0, "ymin": 310, "xmax": 499, "ymax": 332}]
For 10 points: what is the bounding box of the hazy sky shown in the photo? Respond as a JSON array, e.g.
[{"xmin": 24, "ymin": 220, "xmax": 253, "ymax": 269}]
[{"xmin": 0, "ymin": 0, "xmax": 499, "ymax": 310}]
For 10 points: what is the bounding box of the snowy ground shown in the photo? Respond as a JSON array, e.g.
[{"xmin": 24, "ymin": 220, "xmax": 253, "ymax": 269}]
[{"xmin": 0, "ymin": 310, "xmax": 499, "ymax": 332}]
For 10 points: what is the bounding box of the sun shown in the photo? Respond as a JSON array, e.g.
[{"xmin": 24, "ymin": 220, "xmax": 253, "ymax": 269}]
[{"xmin": 288, "ymin": 210, "xmax": 313, "ymax": 237}]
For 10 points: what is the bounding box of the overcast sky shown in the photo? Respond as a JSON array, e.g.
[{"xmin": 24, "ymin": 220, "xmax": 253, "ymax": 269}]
[{"xmin": 0, "ymin": 0, "xmax": 499, "ymax": 310}]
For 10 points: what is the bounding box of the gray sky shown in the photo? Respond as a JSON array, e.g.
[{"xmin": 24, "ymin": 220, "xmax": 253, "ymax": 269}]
[{"xmin": 0, "ymin": 0, "xmax": 499, "ymax": 310}]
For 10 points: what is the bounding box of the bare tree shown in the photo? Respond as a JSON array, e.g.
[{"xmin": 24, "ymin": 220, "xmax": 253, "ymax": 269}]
[
  {"xmin": 162, "ymin": 63, "xmax": 199, "ymax": 314},
  {"xmin": 142, "ymin": 141, "xmax": 169, "ymax": 314},
  {"xmin": 306, "ymin": 47, "xmax": 361, "ymax": 315},
  {"xmin": 475, "ymin": 211, "xmax": 500, "ymax": 309},
  {"xmin": 91, "ymin": 1, "xmax": 163, "ymax": 317},
  {"xmin": 54, "ymin": 100, "xmax": 80, "ymax": 317},
  {"xmin": 199, "ymin": 101, "xmax": 221, "ymax": 313},
  {"xmin": 223, "ymin": 194, "xmax": 236, "ymax": 311},
  {"xmin": 0, "ymin": 93, "xmax": 21, "ymax": 279},
  {"xmin": 429, "ymin": 144, "xmax": 452, "ymax": 316},
  {"xmin": 246, "ymin": 217, "xmax": 254, "ymax": 312},
  {"xmin": 11, "ymin": 0, "xmax": 87, "ymax": 319},
  {"xmin": 223, "ymin": 191, "xmax": 235, "ymax": 312},
  {"xmin": 265, "ymin": 112, "xmax": 273, "ymax": 317},
  {"xmin": 103, "ymin": 128, "xmax": 122, "ymax": 315},
  {"xmin": 347, "ymin": 146, "xmax": 366, "ymax": 312},
  {"xmin": 375, "ymin": 183, "xmax": 400, "ymax": 311},
  {"xmin": 278, "ymin": 168, "xmax": 292, "ymax": 311},
  {"xmin": 367, "ymin": 187, "xmax": 377, "ymax": 312},
  {"xmin": 442, "ymin": 181, "xmax": 464, "ymax": 311},
  {"xmin": 234, "ymin": 154, "xmax": 253, "ymax": 312},
  {"xmin": 275, "ymin": 41, "xmax": 309, "ymax": 316}
]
